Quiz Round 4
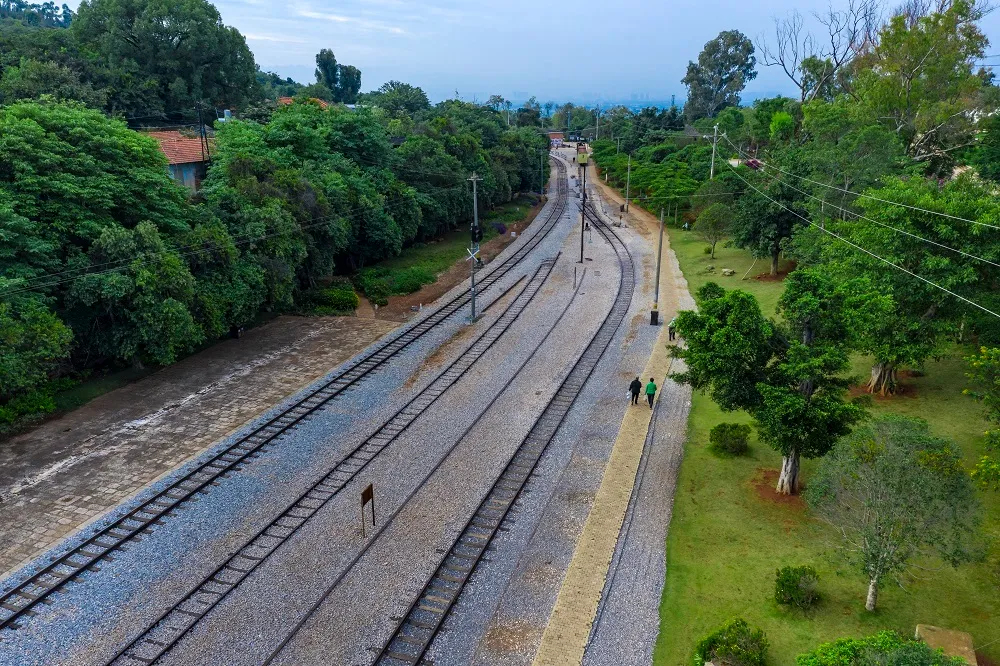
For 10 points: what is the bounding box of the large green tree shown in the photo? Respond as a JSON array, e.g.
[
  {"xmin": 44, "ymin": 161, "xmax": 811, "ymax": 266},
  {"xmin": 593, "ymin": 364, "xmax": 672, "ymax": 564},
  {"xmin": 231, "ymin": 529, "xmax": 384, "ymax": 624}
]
[
  {"xmin": 362, "ymin": 80, "xmax": 430, "ymax": 115},
  {"xmin": 817, "ymin": 176, "xmax": 1000, "ymax": 395},
  {"xmin": 682, "ymin": 29, "xmax": 757, "ymax": 120},
  {"xmin": 674, "ymin": 273, "xmax": 874, "ymax": 494},
  {"xmin": 808, "ymin": 415, "xmax": 982, "ymax": 611},
  {"xmin": 71, "ymin": 0, "xmax": 257, "ymax": 116}
]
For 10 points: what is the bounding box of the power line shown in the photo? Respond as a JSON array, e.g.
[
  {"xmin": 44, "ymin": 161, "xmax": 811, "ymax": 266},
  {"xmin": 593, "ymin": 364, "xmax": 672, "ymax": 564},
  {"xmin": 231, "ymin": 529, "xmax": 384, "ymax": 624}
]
[
  {"xmin": 720, "ymin": 133, "xmax": 1000, "ymax": 231},
  {"xmin": 742, "ymin": 160, "xmax": 1000, "ymax": 269},
  {"xmin": 722, "ymin": 162, "xmax": 1000, "ymax": 319}
]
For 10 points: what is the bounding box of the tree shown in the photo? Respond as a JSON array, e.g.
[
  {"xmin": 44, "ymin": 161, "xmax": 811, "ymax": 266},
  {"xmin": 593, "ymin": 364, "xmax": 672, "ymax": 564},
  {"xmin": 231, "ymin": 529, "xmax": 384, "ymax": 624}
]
[
  {"xmin": 964, "ymin": 346, "xmax": 1000, "ymax": 490},
  {"xmin": 0, "ymin": 297, "xmax": 73, "ymax": 401},
  {"xmin": 363, "ymin": 80, "xmax": 429, "ymax": 114},
  {"xmin": 0, "ymin": 58, "xmax": 106, "ymax": 107},
  {"xmin": 819, "ymin": 176, "xmax": 1000, "ymax": 395},
  {"xmin": 758, "ymin": 1, "xmax": 878, "ymax": 102},
  {"xmin": 315, "ymin": 48, "xmax": 337, "ymax": 92},
  {"xmin": 807, "ymin": 415, "xmax": 982, "ymax": 611},
  {"xmin": 336, "ymin": 64, "xmax": 361, "ymax": 104},
  {"xmin": 71, "ymin": 0, "xmax": 258, "ymax": 116},
  {"xmin": 695, "ymin": 202, "xmax": 730, "ymax": 258},
  {"xmin": 971, "ymin": 112, "xmax": 1000, "ymax": 183},
  {"xmin": 730, "ymin": 174, "xmax": 806, "ymax": 276},
  {"xmin": 852, "ymin": 0, "xmax": 988, "ymax": 171},
  {"xmin": 673, "ymin": 273, "xmax": 873, "ymax": 494},
  {"xmin": 682, "ymin": 29, "xmax": 757, "ymax": 120}
]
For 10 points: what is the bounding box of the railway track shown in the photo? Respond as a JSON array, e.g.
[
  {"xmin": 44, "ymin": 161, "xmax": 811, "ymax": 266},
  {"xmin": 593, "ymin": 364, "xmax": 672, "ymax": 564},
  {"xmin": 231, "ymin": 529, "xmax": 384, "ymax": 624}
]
[
  {"xmin": 0, "ymin": 159, "xmax": 568, "ymax": 635},
  {"xmin": 103, "ymin": 258, "xmax": 559, "ymax": 666},
  {"xmin": 373, "ymin": 195, "xmax": 635, "ymax": 666}
]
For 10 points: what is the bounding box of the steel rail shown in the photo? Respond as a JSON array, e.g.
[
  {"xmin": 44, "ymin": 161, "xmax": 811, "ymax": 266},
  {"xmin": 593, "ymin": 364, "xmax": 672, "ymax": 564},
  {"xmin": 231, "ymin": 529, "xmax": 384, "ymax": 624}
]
[
  {"xmin": 373, "ymin": 199, "xmax": 634, "ymax": 666},
  {"xmin": 103, "ymin": 258, "xmax": 559, "ymax": 666},
  {"xmin": 0, "ymin": 160, "xmax": 568, "ymax": 634}
]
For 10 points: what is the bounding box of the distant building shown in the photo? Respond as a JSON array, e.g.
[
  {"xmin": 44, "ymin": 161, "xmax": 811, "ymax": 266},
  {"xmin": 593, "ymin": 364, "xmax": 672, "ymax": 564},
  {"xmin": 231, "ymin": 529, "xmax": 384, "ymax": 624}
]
[
  {"xmin": 548, "ymin": 131, "xmax": 564, "ymax": 147},
  {"xmin": 146, "ymin": 130, "xmax": 209, "ymax": 192}
]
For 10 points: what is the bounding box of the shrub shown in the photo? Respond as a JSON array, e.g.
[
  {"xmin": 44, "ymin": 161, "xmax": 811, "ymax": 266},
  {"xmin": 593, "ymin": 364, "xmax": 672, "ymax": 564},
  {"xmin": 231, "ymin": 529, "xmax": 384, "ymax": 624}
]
[
  {"xmin": 493, "ymin": 222, "xmax": 508, "ymax": 236},
  {"xmin": 709, "ymin": 422, "xmax": 751, "ymax": 457},
  {"xmin": 796, "ymin": 631, "xmax": 965, "ymax": 666},
  {"xmin": 354, "ymin": 272, "xmax": 391, "ymax": 306},
  {"xmin": 0, "ymin": 387, "xmax": 59, "ymax": 427},
  {"xmin": 774, "ymin": 566, "xmax": 819, "ymax": 609},
  {"xmin": 390, "ymin": 267, "xmax": 435, "ymax": 295},
  {"xmin": 694, "ymin": 618, "xmax": 768, "ymax": 666},
  {"xmin": 307, "ymin": 285, "xmax": 359, "ymax": 313},
  {"xmin": 704, "ymin": 246, "xmax": 713, "ymax": 254}
]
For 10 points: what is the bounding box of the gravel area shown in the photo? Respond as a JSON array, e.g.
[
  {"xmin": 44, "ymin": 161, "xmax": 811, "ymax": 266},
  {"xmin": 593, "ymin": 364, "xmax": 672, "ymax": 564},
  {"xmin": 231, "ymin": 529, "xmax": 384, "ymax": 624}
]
[
  {"xmin": 157, "ymin": 213, "xmax": 616, "ymax": 666},
  {"xmin": 423, "ymin": 164, "xmax": 693, "ymax": 666},
  {"xmin": 0, "ymin": 162, "xmax": 572, "ymax": 666}
]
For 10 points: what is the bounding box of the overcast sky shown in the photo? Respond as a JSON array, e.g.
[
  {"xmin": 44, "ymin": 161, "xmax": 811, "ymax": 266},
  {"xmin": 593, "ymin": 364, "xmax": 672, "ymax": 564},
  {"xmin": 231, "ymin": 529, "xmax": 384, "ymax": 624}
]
[{"xmin": 72, "ymin": 0, "xmax": 1000, "ymax": 104}]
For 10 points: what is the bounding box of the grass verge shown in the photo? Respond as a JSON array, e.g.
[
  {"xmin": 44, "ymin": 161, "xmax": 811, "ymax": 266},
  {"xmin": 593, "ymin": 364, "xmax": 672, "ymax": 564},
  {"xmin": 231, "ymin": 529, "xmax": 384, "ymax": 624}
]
[
  {"xmin": 655, "ymin": 228, "xmax": 1000, "ymax": 666},
  {"xmin": 357, "ymin": 195, "xmax": 540, "ymax": 301}
]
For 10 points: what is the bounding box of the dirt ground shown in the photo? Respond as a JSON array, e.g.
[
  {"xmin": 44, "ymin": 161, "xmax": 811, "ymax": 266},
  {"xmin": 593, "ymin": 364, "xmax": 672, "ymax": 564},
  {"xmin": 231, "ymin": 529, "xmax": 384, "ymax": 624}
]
[{"xmin": 0, "ymin": 315, "xmax": 397, "ymax": 578}]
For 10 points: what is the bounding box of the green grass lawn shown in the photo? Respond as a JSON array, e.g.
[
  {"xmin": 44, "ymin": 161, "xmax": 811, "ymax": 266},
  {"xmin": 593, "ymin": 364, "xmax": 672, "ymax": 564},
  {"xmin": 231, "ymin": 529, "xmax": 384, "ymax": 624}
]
[
  {"xmin": 655, "ymin": 227, "xmax": 1000, "ymax": 666},
  {"xmin": 359, "ymin": 194, "xmax": 540, "ymax": 297}
]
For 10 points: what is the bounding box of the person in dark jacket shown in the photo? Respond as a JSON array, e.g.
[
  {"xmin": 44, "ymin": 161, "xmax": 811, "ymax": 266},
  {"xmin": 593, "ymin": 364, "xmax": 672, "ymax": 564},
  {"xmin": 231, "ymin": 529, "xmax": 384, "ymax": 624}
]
[
  {"xmin": 629, "ymin": 377, "xmax": 642, "ymax": 405},
  {"xmin": 645, "ymin": 377, "xmax": 657, "ymax": 408}
]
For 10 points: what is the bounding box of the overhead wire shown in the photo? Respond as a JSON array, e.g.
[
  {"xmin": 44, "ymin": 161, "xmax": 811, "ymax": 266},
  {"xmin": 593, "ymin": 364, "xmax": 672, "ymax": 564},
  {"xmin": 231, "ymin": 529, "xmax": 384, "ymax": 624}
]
[
  {"xmin": 726, "ymin": 151, "xmax": 1000, "ymax": 269},
  {"xmin": 720, "ymin": 133, "xmax": 1000, "ymax": 231},
  {"xmin": 721, "ymin": 160, "xmax": 1000, "ymax": 319}
]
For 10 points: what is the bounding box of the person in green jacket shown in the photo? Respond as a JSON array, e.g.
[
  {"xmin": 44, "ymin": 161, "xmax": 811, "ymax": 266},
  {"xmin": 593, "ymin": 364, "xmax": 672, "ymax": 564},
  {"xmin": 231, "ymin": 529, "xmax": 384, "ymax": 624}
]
[{"xmin": 645, "ymin": 377, "xmax": 657, "ymax": 408}]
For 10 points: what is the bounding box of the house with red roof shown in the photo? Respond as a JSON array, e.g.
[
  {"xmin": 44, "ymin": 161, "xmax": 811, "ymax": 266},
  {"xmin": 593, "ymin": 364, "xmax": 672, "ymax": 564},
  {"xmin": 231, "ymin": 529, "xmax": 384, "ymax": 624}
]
[{"xmin": 146, "ymin": 130, "xmax": 210, "ymax": 192}]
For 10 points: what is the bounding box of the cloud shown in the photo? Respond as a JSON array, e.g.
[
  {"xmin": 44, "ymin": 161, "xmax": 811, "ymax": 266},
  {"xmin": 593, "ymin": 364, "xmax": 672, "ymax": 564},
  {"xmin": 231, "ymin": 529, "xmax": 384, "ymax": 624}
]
[
  {"xmin": 297, "ymin": 8, "xmax": 406, "ymax": 34},
  {"xmin": 244, "ymin": 33, "xmax": 307, "ymax": 43}
]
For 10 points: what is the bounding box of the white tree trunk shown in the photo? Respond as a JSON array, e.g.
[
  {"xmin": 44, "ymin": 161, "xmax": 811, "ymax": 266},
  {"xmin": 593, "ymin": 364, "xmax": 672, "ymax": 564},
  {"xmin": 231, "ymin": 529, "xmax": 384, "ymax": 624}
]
[
  {"xmin": 776, "ymin": 449, "xmax": 800, "ymax": 495},
  {"xmin": 865, "ymin": 577, "xmax": 879, "ymax": 612},
  {"xmin": 867, "ymin": 362, "xmax": 897, "ymax": 396}
]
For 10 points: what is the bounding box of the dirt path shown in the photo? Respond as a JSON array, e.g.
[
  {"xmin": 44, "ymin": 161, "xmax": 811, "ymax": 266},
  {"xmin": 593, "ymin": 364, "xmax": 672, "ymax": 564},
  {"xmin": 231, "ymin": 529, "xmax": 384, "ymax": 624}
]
[{"xmin": 0, "ymin": 316, "xmax": 397, "ymax": 578}]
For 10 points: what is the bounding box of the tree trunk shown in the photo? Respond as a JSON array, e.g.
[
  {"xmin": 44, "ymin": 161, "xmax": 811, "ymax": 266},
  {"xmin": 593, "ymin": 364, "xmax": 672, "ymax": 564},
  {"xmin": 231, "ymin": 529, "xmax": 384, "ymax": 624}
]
[
  {"xmin": 867, "ymin": 362, "xmax": 897, "ymax": 396},
  {"xmin": 865, "ymin": 577, "xmax": 879, "ymax": 612},
  {"xmin": 776, "ymin": 448, "xmax": 801, "ymax": 495},
  {"xmin": 710, "ymin": 242, "xmax": 716, "ymax": 259},
  {"xmin": 770, "ymin": 248, "xmax": 780, "ymax": 276}
]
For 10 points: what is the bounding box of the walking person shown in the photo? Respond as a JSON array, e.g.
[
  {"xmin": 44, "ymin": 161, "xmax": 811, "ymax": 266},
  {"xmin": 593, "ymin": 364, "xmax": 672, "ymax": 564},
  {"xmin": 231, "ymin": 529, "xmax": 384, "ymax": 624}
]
[
  {"xmin": 629, "ymin": 376, "xmax": 642, "ymax": 405},
  {"xmin": 645, "ymin": 377, "xmax": 657, "ymax": 409},
  {"xmin": 668, "ymin": 316, "xmax": 677, "ymax": 342}
]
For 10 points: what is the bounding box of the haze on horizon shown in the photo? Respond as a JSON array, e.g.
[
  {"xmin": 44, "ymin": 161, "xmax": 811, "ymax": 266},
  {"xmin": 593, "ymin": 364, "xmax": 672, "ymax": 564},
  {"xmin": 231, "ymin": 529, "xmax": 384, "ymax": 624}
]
[{"xmin": 68, "ymin": 0, "xmax": 1000, "ymax": 105}]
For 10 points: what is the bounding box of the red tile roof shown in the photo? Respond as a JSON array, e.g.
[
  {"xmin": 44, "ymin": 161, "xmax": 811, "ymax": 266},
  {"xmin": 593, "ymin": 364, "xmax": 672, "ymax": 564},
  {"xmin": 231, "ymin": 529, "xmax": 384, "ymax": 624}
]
[
  {"xmin": 277, "ymin": 96, "xmax": 331, "ymax": 109},
  {"xmin": 145, "ymin": 131, "xmax": 208, "ymax": 166}
]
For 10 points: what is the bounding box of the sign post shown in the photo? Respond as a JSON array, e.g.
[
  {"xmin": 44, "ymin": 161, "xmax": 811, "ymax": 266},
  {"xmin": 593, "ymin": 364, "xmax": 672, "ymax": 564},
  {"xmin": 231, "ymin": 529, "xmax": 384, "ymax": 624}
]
[{"xmin": 361, "ymin": 484, "xmax": 375, "ymax": 537}]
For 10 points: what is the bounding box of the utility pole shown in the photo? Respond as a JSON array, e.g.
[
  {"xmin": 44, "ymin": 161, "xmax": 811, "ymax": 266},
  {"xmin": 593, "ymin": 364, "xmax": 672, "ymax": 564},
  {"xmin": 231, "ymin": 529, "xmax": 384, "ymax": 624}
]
[
  {"xmin": 651, "ymin": 207, "xmax": 664, "ymax": 325},
  {"xmin": 579, "ymin": 154, "xmax": 588, "ymax": 263},
  {"xmin": 616, "ymin": 137, "xmax": 622, "ymax": 154},
  {"xmin": 595, "ymin": 105, "xmax": 600, "ymax": 141},
  {"xmin": 710, "ymin": 123, "xmax": 719, "ymax": 180},
  {"xmin": 468, "ymin": 172, "xmax": 482, "ymax": 322},
  {"xmin": 624, "ymin": 154, "xmax": 632, "ymax": 213}
]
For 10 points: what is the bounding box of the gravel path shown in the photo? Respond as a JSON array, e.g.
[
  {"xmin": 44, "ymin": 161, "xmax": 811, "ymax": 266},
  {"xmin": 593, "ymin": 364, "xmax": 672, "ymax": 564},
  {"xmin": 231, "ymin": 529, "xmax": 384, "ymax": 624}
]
[{"xmin": 582, "ymin": 367, "xmax": 691, "ymax": 666}]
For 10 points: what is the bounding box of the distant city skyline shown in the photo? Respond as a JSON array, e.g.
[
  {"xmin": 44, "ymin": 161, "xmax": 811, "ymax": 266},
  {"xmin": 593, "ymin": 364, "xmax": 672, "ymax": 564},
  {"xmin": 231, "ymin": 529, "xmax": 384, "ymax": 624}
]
[{"xmin": 66, "ymin": 0, "xmax": 1000, "ymax": 106}]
